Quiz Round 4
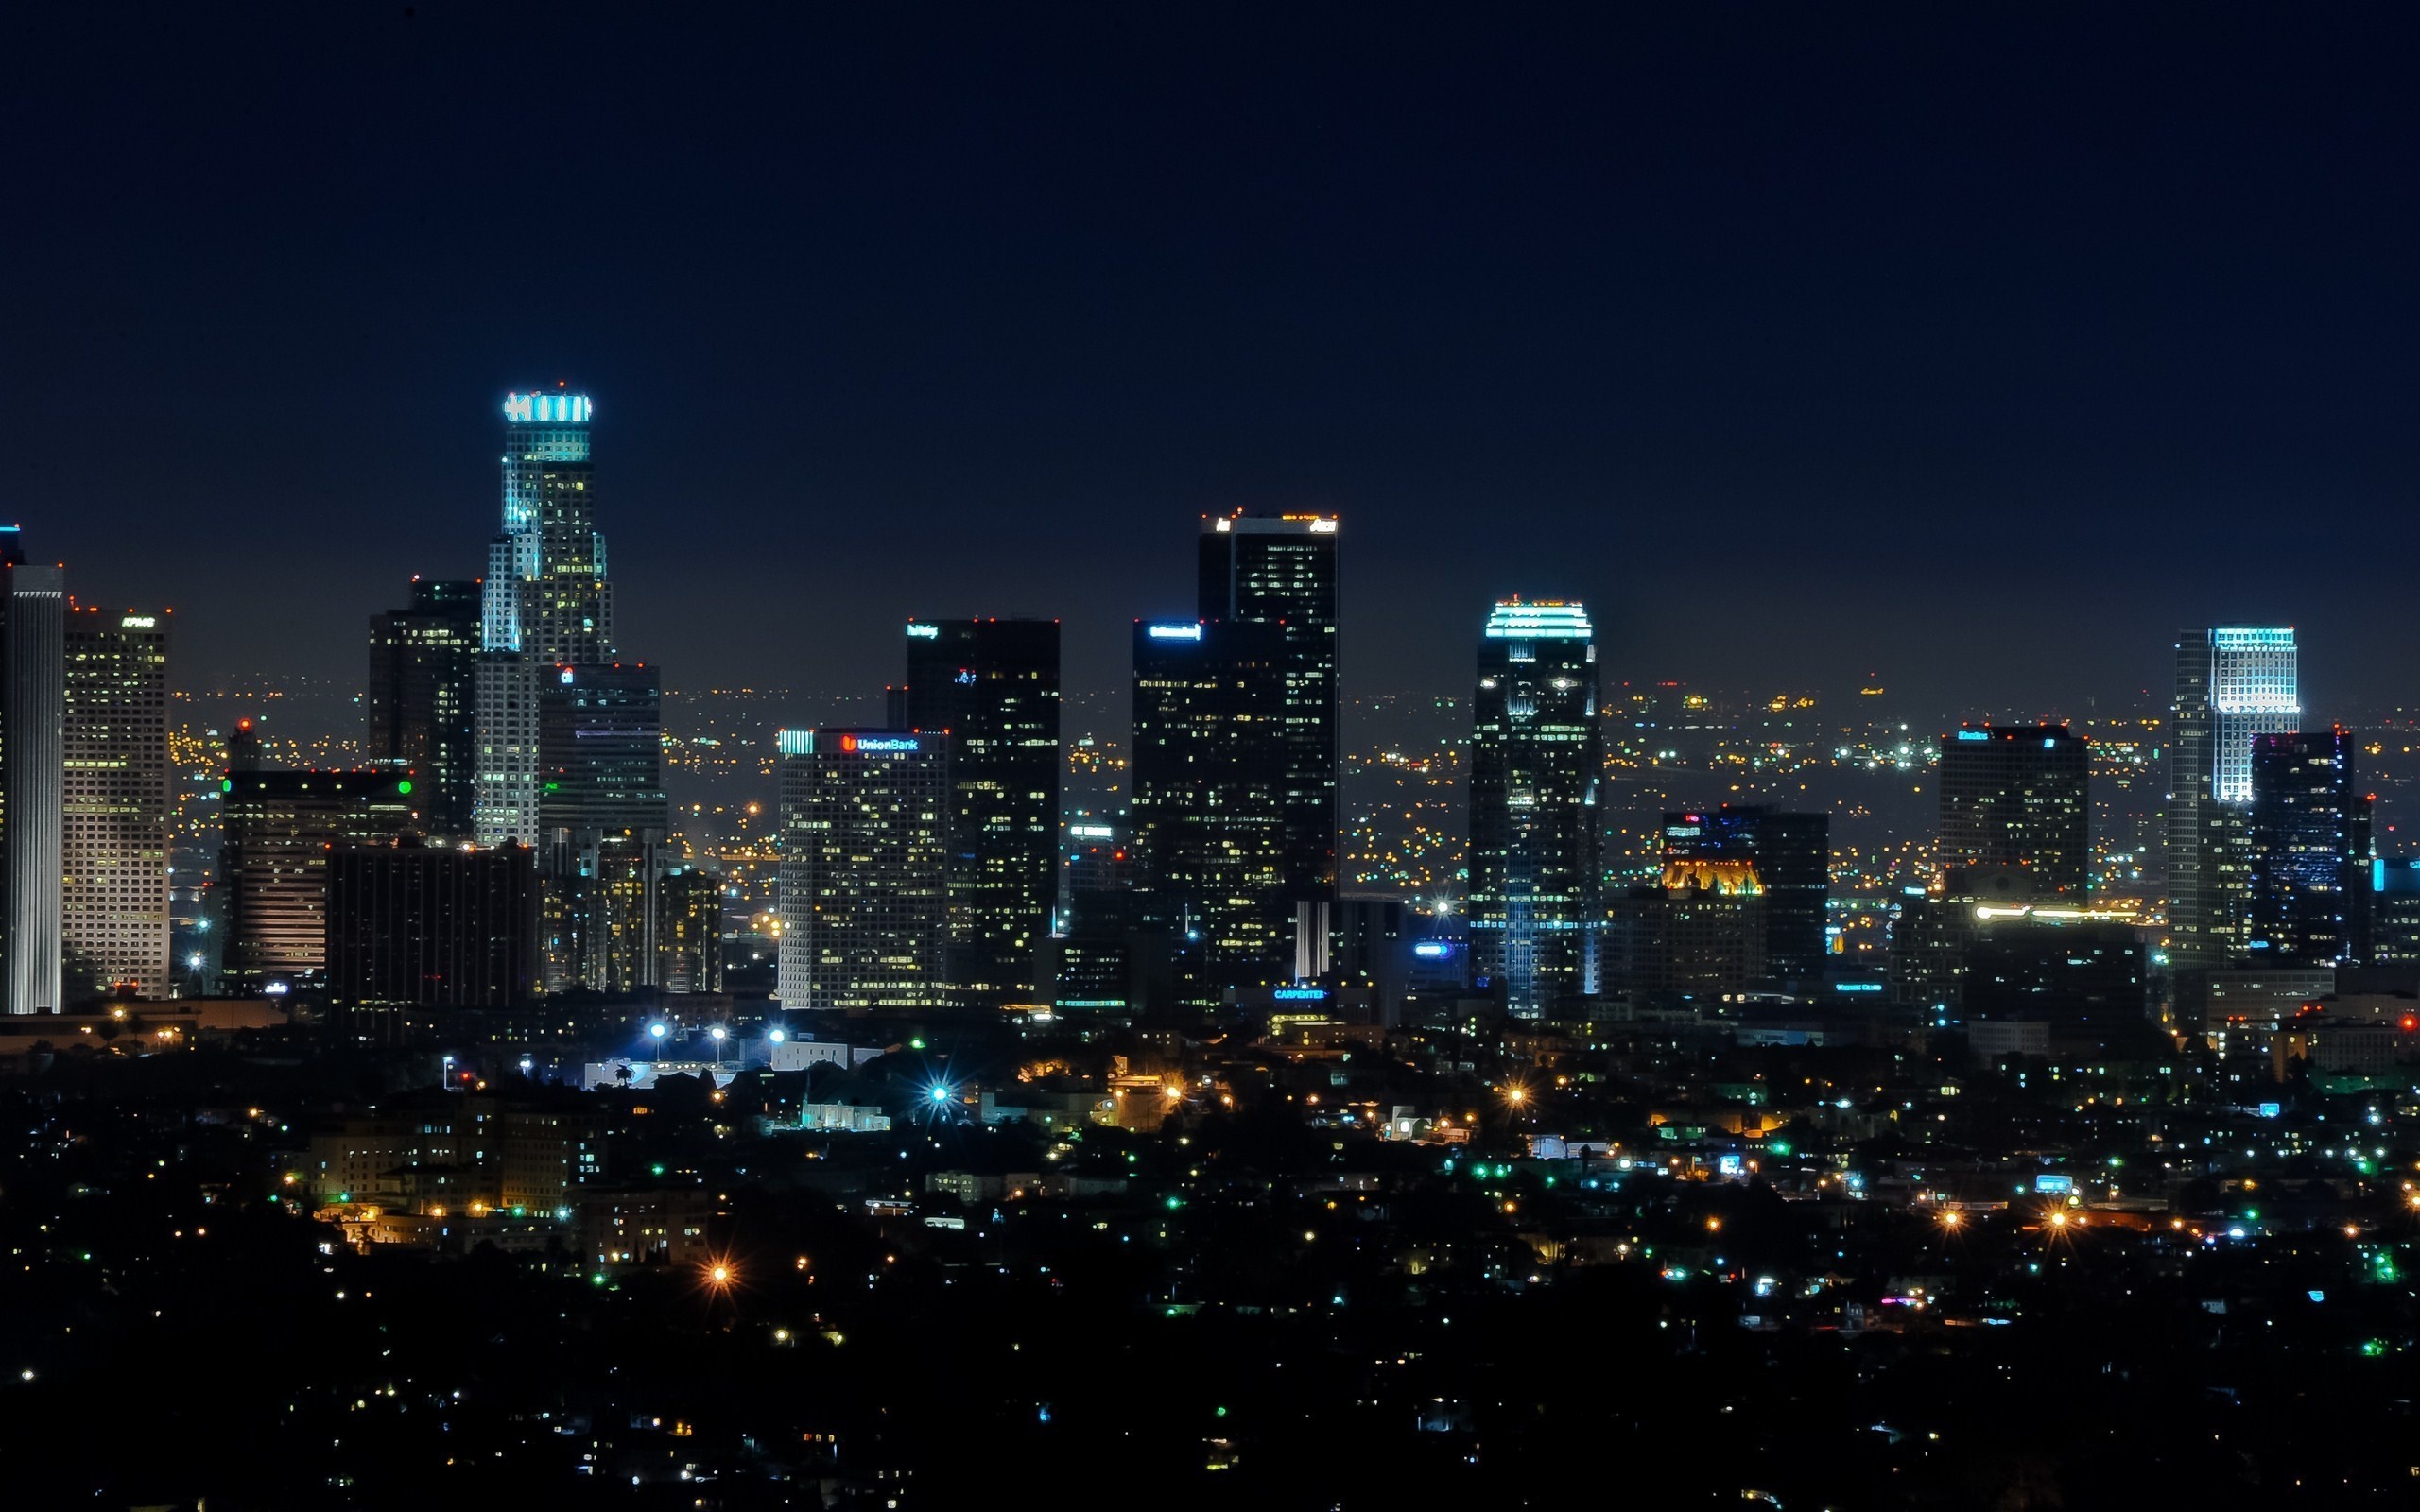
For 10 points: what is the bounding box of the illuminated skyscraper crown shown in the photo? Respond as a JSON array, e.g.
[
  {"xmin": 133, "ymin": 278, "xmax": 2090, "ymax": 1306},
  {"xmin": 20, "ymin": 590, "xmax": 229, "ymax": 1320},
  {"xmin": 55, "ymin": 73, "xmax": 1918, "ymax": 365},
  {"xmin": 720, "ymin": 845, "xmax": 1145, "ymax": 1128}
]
[{"xmin": 1482, "ymin": 600, "xmax": 1592, "ymax": 640}]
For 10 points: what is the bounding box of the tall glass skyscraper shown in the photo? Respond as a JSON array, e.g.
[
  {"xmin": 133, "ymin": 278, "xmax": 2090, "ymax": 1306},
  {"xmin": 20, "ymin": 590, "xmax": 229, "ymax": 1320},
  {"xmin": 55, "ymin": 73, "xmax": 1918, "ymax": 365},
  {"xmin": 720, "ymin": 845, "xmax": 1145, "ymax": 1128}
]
[
  {"xmin": 902, "ymin": 618, "xmax": 1061, "ymax": 1006},
  {"xmin": 475, "ymin": 391, "xmax": 613, "ymax": 849},
  {"xmin": 368, "ymin": 578, "xmax": 480, "ymax": 838},
  {"xmin": 482, "ymin": 391, "xmax": 608, "ymax": 663},
  {"xmin": 63, "ymin": 608, "xmax": 170, "ymax": 999},
  {"xmin": 1468, "ymin": 599, "xmax": 1600, "ymax": 1020},
  {"xmin": 2246, "ymin": 730, "xmax": 2364, "ymax": 966},
  {"xmin": 1934, "ymin": 725, "xmax": 2091, "ymax": 894},
  {"xmin": 1197, "ymin": 513, "xmax": 1338, "ymax": 931},
  {"xmin": 1130, "ymin": 617, "xmax": 1292, "ymax": 1007},
  {"xmin": 2169, "ymin": 627, "xmax": 2300, "ymax": 969}
]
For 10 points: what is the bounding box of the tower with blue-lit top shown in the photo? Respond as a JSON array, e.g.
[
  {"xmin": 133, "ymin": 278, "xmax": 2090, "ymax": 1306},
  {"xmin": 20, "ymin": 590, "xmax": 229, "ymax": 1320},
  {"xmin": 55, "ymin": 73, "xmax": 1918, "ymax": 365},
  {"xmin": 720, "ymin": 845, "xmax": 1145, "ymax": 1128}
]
[{"xmin": 470, "ymin": 390, "xmax": 671, "ymax": 994}]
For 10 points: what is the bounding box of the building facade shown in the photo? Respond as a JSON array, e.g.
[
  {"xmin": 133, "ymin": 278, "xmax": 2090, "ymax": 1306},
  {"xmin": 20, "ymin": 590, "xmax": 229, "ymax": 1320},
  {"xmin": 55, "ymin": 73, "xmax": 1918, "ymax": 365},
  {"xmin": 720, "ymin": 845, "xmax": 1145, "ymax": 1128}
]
[
  {"xmin": 63, "ymin": 608, "xmax": 170, "ymax": 998},
  {"xmin": 775, "ymin": 730, "xmax": 951, "ymax": 1012},
  {"xmin": 902, "ymin": 617, "xmax": 1060, "ymax": 1005},
  {"xmin": 326, "ymin": 841, "xmax": 540, "ymax": 1036},
  {"xmin": 2168, "ymin": 627, "xmax": 2300, "ymax": 970},
  {"xmin": 3, "ymin": 555, "xmax": 65, "ymax": 1013},
  {"xmin": 1129, "ymin": 618, "xmax": 1293, "ymax": 1006},
  {"xmin": 475, "ymin": 391, "xmax": 611, "ymax": 849},
  {"xmin": 369, "ymin": 578, "xmax": 480, "ymax": 837},
  {"xmin": 1936, "ymin": 725, "xmax": 2091, "ymax": 895},
  {"xmin": 1660, "ymin": 804, "xmax": 1829, "ymax": 987},
  {"xmin": 1197, "ymin": 513, "xmax": 1339, "ymax": 932},
  {"xmin": 2246, "ymin": 730, "xmax": 2364, "ymax": 966},
  {"xmin": 1468, "ymin": 600, "xmax": 1600, "ymax": 1019},
  {"xmin": 220, "ymin": 724, "xmax": 422, "ymax": 993}
]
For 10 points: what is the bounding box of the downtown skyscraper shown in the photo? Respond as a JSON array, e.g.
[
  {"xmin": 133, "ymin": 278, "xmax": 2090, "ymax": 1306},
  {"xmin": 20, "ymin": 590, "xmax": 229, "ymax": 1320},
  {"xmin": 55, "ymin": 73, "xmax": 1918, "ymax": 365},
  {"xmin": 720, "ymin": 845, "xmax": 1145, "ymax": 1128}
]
[
  {"xmin": 775, "ymin": 729, "xmax": 951, "ymax": 1012},
  {"xmin": 1468, "ymin": 599, "xmax": 1600, "ymax": 1020},
  {"xmin": 2246, "ymin": 729, "xmax": 2365, "ymax": 966},
  {"xmin": 1935, "ymin": 725, "xmax": 2092, "ymax": 895},
  {"xmin": 2, "ymin": 534, "xmax": 64, "ymax": 1014},
  {"xmin": 1197, "ymin": 513, "xmax": 1339, "ymax": 929},
  {"xmin": 2168, "ymin": 627, "xmax": 2300, "ymax": 969},
  {"xmin": 369, "ymin": 577, "xmax": 480, "ymax": 837},
  {"xmin": 469, "ymin": 391, "xmax": 674, "ymax": 993},
  {"xmin": 63, "ymin": 606, "xmax": 170, "ymax": 998},
  {"xmin": 474, "ymin": 390, "xmax": 615, "ymax": 849},
  {"xmin": 901, "ymin": 618, "xmax": 1060, "ymax": 1006},
  {"xmin": 1131, "ymin": 616, "xmax": 1292, "ymax": 1006}
]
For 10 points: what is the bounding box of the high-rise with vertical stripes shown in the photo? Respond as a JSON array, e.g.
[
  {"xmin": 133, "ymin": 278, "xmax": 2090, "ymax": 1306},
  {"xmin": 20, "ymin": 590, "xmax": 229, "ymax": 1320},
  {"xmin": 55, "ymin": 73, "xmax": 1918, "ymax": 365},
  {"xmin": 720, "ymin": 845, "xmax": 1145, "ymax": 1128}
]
[
  {"xmin": 2168, "ymin": 627, "xmax": 2300, "ymax": 970},
  {"xmin": 1468, "ymin": 599, "xmax": 1600, "ymax": 1020}
]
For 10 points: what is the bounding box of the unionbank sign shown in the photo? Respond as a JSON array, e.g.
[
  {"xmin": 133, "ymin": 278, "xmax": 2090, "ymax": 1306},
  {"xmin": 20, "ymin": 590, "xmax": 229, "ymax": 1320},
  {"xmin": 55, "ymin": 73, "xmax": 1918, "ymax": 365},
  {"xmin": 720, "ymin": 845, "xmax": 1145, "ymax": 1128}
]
[{"xmin": 839, "ymin": 734, "xmax": 921, "ymax": 753}]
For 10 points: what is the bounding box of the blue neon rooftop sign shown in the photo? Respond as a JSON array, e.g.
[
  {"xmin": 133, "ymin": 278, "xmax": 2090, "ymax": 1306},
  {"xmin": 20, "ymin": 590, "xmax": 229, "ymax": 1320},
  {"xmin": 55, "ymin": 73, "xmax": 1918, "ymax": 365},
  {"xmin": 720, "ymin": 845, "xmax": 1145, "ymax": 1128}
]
[{"xmin": 504, "ymin": 392, "xmax": 593, "ymax": 424}]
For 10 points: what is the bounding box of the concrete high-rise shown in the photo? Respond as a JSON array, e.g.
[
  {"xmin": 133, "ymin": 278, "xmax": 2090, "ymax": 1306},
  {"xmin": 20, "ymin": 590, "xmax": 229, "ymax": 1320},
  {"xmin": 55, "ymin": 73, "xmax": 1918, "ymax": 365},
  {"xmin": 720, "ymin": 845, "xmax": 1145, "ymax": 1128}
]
[
  {"xmin": 775, "ymin": 730, "xmax": 951, "ymax": 1013},
  {"xmin": 475, "ymin": 391, "xmax": 611, "ymax": 849},
  {"xmin": 2246, "ymin": 730, "xmax": 2364, "ymax": 966},
  {"xmin": 2169, "ymin": 627, "xmax": 2300, "ymax": 969},
  {"xmin": 1468, "ymin": 600, "xmax": 1600, "ymax": 1019},
  {"xmin": 901, "ymin": 618, "xmax": 1060, "ymax": 1005},
  {"xmin": 2, "ymin": 543, "xmax": 65, "ymax": 1014},
  {"xmin": 1130, "ymin": 617, "xmax": 1293, "ymax": 1006},
  {"xmin": 63, "ymin": 607, "xmax": 170, "ymax": 999},
  {"xmin": 369, "ymin": 578, "xmax": 480, "ymax": 837},
  {"xmin": 1198, "ymin": 513, "xmax": 1338, "ymax": 928},
  {"xmin": 1936, "ymin": 725, "xmax": 2091, "ymax": 894}
]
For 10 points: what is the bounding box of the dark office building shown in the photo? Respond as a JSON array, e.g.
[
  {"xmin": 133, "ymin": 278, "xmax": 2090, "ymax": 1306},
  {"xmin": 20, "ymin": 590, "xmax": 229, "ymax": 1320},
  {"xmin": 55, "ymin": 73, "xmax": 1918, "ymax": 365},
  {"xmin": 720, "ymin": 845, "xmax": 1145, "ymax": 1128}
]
[
  {"xmin": 1962, "ymin": 916, "xmax": 2148, "ymax": 1048},
  {"xmin": 533, "ymin": 662, "xmax": 670, "ymax": 994},
  {"xmin": 902, "ymin": 618, "xmax": 1060, "ymax": 1006},
  {"xmin": 1936, "ymin": 725, "xmax": 2091, "ymax": 894},
  {"xmin": 1661, "ymin": 805, "xmax": 1830, "ymax": 986},
  {"xmin": 326, "ymin": 841, "xmax": 539, "ymax": 1035},
  {"xmin": 654, "ymin": 862, "xmax": 725, "ymax": 995},
  {"xmin": 536, "ymin": 662, "xmax": 668, "ymax": 838},
  {"xmin": 1046, "ymin": 818, "xmax": 1159, "ymax": 1015},
  {"xmin": 368, "ymin": 578, "xmax": 481, "ymax": 837},
  {"xmin": 2247, "ymin": 730, "xmax": 2366, "ymax": 966},
  {"xmin": 1130, "ymin": 617, "xmax": 1294, "ymax": 1007},
  {"xmin": 1332, "ymin": 895, "xmax": 1413, "ymax": 1026},
  {"xmin": 220, "ymin": 723, "xmax": 422, "ymax": 993},
  {"xmin": 1468, "ymin": 600, "xmax": 1600, "ymax": 1019},
  {"xmin": 1198, "ymin": 513, "xmax": 1339, "ymax": 926}
]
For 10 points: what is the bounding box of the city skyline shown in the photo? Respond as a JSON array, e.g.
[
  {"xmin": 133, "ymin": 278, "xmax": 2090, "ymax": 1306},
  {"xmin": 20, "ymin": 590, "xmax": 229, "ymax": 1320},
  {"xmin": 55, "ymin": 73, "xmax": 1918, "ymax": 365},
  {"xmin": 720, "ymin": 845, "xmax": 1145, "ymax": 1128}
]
[
  {"xmin": 15, "ymin": 11, "xmax": 2420, "ymax": 1507},
  {"xmin": 9, "ymin": 9, "xmax": 2413, "ymax": 716}
]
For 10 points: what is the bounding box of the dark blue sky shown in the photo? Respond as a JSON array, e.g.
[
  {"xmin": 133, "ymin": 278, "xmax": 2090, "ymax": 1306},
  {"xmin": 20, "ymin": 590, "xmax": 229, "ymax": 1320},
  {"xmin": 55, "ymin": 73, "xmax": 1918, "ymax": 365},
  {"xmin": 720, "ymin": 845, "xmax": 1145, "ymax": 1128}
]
[{"xmin": 7, "ymin": 6, "xmax": 2415, "ymax": 718}]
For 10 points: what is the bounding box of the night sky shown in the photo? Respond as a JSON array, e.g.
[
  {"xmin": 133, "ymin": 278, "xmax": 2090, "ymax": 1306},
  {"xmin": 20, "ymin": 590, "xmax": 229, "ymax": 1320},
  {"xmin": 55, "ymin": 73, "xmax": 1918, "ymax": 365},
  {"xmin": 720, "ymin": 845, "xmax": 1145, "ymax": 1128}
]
[{"xmin": 9, "ymin": 7, "xmax": 2417, "ymax": 719}]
